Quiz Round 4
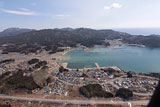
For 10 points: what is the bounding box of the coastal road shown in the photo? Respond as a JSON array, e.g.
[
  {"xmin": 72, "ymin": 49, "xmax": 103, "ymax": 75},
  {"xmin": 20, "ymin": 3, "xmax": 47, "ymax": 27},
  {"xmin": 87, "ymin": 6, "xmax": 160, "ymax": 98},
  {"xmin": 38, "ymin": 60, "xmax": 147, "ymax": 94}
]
[{"xmin": 0, "ymin": 95, "xmax": 149, "ymax": 106}]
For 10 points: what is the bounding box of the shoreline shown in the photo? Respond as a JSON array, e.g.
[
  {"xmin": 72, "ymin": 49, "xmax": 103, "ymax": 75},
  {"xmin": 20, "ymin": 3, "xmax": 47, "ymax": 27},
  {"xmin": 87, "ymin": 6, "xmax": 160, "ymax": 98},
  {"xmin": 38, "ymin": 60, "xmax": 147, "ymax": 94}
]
[
  {"xmin": 59, "ymin": 44, "xmax": 159, "ymax": 74},
  {"xmin": 65, "ymin": 65, "xmax": 122, "ymax": 72},
  {"xmin": 0, "ymin": 45, "xmax": 158, "ymax": 105},
  {"xmin": 0, "ymin": 43, "xmax": 156, "ymax": 74}
]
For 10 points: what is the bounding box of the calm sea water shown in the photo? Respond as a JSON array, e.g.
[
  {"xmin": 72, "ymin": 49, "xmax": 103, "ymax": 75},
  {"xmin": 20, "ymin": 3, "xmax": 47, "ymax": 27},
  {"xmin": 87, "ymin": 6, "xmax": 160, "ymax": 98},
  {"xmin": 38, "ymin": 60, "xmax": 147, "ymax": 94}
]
[{"xmin": 63, "ymin": 45, "xmax": 160, "ymax": 73}]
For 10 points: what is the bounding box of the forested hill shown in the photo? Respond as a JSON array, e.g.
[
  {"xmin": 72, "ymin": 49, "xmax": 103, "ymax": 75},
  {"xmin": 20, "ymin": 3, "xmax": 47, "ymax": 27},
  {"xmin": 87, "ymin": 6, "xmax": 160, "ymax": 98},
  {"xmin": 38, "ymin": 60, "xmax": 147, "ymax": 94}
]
[
  {"xmin": 0, "ymin": 28, "xmax": 129, "ymax": 46},
  {"xmin": 122, "ymin": 35, "xmax": 160, "ymax": 48},
  {"xmin": 0, "ymin": 28, "xmax": 35, "ymax": 37},
  {"xmin": 0, "ymin": 28, "xmax": 129, "ymax": 54},
  {"xmin": 0, "ymin": 28, "xmax": 160, "ymax": 54}
]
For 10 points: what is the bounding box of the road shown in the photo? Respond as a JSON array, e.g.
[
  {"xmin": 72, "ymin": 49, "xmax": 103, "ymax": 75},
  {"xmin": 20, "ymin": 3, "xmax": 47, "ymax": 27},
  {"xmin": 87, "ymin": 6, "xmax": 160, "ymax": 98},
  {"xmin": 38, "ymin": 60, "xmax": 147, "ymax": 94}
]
[
  {"xmin": 100, "ymin": 75, "xmax": 126, "ymax": 89},
  {"xmin": 0, "ymin": 95, "xmax": 149, "ymax": 106}
]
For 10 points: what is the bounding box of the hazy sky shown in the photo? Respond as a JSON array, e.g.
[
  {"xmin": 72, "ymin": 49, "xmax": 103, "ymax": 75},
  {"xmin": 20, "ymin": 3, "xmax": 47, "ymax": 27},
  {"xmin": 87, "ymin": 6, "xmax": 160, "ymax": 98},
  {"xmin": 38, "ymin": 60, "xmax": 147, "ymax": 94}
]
[{"xmin": 0, "ymin": 0, "xmax": 160, "ymax": 30}]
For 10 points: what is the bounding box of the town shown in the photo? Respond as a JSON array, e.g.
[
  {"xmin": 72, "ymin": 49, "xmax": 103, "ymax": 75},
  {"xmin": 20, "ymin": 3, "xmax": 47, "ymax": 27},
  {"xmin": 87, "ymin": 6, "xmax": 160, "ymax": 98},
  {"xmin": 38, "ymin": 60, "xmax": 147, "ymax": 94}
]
[
  {"xmin": 0, "ymin": 49, "xmax": 159, "ymax": 107},
  {"xmin": 42, "ymin": 66, "xmax": 158, "ymax": 98}
]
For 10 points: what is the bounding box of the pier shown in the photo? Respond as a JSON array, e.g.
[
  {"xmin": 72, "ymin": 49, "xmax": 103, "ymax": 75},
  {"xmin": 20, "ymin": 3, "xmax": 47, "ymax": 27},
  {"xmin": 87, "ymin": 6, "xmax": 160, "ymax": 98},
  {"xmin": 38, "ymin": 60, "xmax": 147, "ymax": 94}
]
[
  {"xmin": 95, "ymin": 62, "xmax": 100, "ymax": 68},
  {"xmin": 62, "ymin": 63, "xmax": 68, "ymax": 68}
]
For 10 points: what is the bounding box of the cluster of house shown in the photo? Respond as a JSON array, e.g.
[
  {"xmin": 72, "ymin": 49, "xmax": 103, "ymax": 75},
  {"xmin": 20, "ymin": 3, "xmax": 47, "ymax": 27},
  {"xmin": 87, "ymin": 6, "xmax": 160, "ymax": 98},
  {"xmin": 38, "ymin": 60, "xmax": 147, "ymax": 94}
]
[
  {"xmin": 0, "ymin": 63, "xmax": 18, "ymax": 75},
  {"xmin": 42, "ymin": 68, "xmax": 117, "ymax": 95},
  {"xmin": 43, "ymin": 79, "xmax": 68, "ymax": 96},
  {"xmin": 85, "ymin": 69, "xmax": 114, "ymax": 79},
  {"xmin": 113, "ymin": 77, "xmax": 158, "ymax": 93},
  {"xmin": 0, "ymin": 59, "xmax": 35, "ymax": 76},
  {"xmin": 101, "ymin": 83, "xmax": 117, "ymax": 93}
]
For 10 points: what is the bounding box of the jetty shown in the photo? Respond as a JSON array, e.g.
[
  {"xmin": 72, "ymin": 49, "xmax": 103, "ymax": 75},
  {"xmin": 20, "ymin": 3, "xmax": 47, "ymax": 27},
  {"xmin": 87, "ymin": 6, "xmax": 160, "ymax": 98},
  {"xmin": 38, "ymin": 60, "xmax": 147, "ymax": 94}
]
[
  {"xmin": 62, "ymin": 63, "xmax": 68, "ymax": 68},
  {"xmin": 95, "ymin": 62, "xmax": 100, "ymax": 68}
]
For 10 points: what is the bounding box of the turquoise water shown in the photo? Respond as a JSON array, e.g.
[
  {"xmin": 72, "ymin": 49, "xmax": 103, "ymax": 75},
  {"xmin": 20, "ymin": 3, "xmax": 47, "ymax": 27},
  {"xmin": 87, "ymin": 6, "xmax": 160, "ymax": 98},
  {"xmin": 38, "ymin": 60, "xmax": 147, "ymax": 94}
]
[{"xmin": 63, "ymin": 45, "xmax": 160, "ymax": 73}]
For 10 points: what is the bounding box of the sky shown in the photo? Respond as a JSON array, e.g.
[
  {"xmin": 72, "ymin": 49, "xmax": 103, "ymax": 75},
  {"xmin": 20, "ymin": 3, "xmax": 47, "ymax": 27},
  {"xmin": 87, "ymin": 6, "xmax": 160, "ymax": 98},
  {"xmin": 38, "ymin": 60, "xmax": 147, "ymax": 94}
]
[{"xmin": 0, "ymin": 0, "xmax": 160, "ymax": 31}]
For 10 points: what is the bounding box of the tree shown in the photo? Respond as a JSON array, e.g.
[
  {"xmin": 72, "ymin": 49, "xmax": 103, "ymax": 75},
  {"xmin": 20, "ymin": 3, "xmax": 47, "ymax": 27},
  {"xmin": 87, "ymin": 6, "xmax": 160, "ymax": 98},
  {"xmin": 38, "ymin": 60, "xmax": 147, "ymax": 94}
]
[
  {"xmin": 79, "ymin": 84, "xmax": 113, "ymax": 98},
  {"xmin": 105, "ymin": 42, "xmax": 110, "ymax": 47},
  {"xmin": 28, "ymin": 58, "xmax": 39, "ymax": 65},
  {"xmin": 59, "ymin": 66, "xmax": 68, "ymax": 73},
  {"xmin": 127, "ymin": 72, "xmax": 133, "ymax": 78},
  {"xmin": 115, "ymin": 88, "xmax": 133, "ymax": 100}
]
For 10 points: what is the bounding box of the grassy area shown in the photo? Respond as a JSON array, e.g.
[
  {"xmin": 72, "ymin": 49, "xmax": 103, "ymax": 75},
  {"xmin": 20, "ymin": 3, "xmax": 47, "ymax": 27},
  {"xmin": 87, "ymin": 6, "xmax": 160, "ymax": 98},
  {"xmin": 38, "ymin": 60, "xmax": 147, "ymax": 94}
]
[
  {"xmin": 33, "ymin": 68, "xmax": 49, "ymax": 87},
  {"xmin": 0, "ymin": 71, "xmax": 41, "ymax": 94}
]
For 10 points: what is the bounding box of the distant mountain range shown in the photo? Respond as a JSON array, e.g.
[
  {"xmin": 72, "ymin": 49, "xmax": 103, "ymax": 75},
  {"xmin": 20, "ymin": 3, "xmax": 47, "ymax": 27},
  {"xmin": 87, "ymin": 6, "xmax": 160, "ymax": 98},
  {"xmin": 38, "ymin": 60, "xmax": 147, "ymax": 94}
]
[
  {"xmin": 0, "ymin": 28, "xmax": 35, "ymax": 37},
  {"xmin": 0, "ymin": 27, "xmax": 160, "ymax": 54}
]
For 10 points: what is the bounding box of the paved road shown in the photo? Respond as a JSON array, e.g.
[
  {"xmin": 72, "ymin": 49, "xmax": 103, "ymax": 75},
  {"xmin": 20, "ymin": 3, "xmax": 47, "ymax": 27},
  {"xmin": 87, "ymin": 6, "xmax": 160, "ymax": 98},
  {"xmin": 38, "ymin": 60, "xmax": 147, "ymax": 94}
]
[
  {"xmin": 133, "ymin": 92, "xmax": 152, "ymax": 96},
  {"xmin": 100, "ymin": 75, "xmax": 126, "ymax": 89},
  {"xmin": 0, "ymin": 95, "xmax": 149, "ymax": 106}
]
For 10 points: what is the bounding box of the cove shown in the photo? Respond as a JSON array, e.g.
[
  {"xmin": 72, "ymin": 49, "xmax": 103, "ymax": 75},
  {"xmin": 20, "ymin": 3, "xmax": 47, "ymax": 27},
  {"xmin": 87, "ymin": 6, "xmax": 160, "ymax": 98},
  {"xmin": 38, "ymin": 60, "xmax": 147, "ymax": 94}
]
[{"xmin": 63, "ymin": 45, "xmax": 160, "ymax": 73}]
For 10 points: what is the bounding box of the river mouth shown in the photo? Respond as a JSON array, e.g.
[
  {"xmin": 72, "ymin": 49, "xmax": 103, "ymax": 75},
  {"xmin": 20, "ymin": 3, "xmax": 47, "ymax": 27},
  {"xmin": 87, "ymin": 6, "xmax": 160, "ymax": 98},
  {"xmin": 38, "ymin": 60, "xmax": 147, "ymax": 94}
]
[{"xmin": 62, "ymin": 45, "xmax": 160, "ymax": 73}]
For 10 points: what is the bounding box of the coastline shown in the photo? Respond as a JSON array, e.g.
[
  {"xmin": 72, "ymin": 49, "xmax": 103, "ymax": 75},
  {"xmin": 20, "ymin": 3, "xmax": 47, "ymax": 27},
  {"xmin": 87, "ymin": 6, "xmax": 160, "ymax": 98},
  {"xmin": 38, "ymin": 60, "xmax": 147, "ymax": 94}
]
[
  {"xmin": 58, "ymin": 43, "xmax": 160, "ymax": 73},
  {"xmin": 0, "ymin": 41, "xmax": 153, "ymax": 73},
  {"xmin": 126, "ymin": 44, "xmax": 146, "ymax": 48},
  {"xmin": 65, "ymin": 65, "xmax": 122, "ymax": 72},
  {"xmin": 59, "ymin": 40, "xmax": 127, "ymax": 69},
  {"xmin": 0, "ymin": 43, "xmax": 159, "ymax": 105}
]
